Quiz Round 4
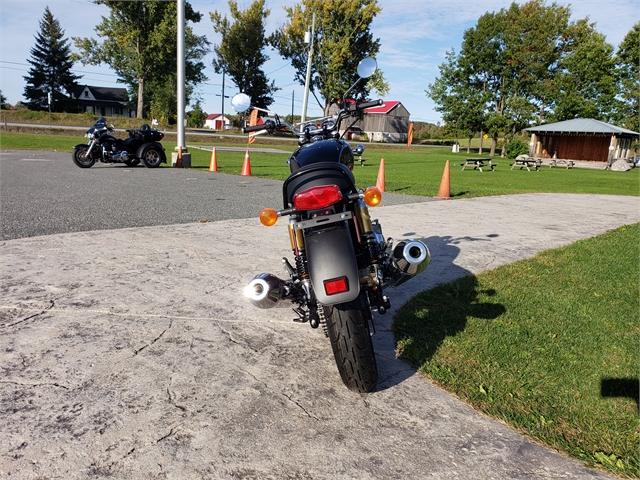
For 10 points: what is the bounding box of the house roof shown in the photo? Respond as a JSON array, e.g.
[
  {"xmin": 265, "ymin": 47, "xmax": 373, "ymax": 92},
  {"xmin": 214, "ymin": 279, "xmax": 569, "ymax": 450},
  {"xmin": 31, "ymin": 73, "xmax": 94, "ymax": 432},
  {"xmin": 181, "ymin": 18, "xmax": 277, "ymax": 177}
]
[
  {"xmin": 74, "ymin": 85, "xmax": 128, "ymax": 103},
  {"xmin": 364, "ymin": 101, "xmax": 400, "ymax": 114},
  {"xmin": 525, "ymin": 118, "xmax": 639, "ymax": 135}
]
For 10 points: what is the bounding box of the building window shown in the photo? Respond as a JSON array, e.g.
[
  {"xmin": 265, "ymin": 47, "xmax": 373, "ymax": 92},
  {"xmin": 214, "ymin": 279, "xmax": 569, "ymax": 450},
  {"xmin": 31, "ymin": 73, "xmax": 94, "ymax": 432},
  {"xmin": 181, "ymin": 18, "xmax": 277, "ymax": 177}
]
[{"xmin": 84, "ymin": 91, "xmax": 89, "ymax": 98}]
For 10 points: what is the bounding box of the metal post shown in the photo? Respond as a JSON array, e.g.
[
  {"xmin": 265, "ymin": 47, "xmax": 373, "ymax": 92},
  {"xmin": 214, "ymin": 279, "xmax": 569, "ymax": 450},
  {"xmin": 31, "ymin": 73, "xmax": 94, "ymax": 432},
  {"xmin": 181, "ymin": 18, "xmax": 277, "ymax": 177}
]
[
  {"xmin": 177, "ymin": 0, "xmax": 186, "ymax": 151},
  {"xmin": 301, "ymin": 12, "xmax": 315, "ymax": 123}
]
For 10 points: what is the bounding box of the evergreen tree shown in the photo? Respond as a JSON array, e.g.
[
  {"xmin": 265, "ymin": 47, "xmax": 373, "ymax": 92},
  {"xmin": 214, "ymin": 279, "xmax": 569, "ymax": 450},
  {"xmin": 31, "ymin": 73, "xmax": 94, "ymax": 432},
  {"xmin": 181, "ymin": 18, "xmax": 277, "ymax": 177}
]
[
  {"xmin": 23, "ymin": 7, "xmax": 81, "ymax": 112},
  {"xmin": 0, "ymin": 91, "xmax": 9, "ymax": 109}
]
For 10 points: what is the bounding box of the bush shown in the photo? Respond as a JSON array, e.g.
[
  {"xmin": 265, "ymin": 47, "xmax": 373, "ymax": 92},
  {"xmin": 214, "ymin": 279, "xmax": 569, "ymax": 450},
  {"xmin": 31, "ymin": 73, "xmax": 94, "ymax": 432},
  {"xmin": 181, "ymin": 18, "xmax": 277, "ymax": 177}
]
[{"xmin": 505, "ymin": 136, "xmax": 529, "ymax": 159}]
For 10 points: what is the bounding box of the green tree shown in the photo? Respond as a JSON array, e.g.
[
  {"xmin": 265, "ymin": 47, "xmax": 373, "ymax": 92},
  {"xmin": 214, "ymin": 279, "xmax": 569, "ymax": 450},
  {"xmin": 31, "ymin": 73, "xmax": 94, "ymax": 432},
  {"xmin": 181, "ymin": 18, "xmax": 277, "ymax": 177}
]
[
  {"xmin": 428, "ymin": 0, "xmax": 622, "ymax": 156},
  {"xmin": 210, "ymin": 0, "xmax": 276, "ymax": 110},
  {"xmin": 24, "ymin": 7, "xmax": 81, "ymax": 112},
  {"xmin": 550, "ymin": 19, "xmax": 620, "ymax": 123},
  {"xmin": 187, "ymin": 100, "xmax": 207, "ymax": 128},
  {"xmin": 460, "ymin": 1, "xmax": 571, "ymax": 154},
  {"xmin": 271, "ymin": 0, "xmax": 387, "ymax": 114},
  {"xmin": 427, "ymin": 49, "xmax": 488, "ymax": 153},
  {"xmin": 616, "ymin": 22, "xmax": 640, "ymax": 131},
  {"xmin": 73, "ymin": 0, "xmax": 209, "ymax": 119}
]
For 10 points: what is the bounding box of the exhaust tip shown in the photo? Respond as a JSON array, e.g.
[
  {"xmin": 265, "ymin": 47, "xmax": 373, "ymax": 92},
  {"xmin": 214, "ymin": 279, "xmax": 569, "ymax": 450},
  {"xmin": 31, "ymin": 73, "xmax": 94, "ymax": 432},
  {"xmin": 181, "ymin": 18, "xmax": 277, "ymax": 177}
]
[
  {"xmin": 383, "ymin": 239, "xmax": 430, "ymax": 287},
  {"xmin": 244, "ymin": 273, "xmax": 286, "ymax": 309},
  {"xmin": 404, "ymin": 242, "xmax": 428, "ymax": 263}
]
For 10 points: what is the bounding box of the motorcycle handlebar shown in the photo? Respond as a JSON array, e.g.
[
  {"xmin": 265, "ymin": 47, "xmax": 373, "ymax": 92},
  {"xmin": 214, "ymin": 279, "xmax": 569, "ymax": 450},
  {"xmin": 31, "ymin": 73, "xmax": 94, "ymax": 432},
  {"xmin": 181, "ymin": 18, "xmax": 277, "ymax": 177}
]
[
  {"xmin": 243, "ymin": 124, "xmax": 267, "ymax": 134},
  {"xmin": 358, "ymin": 100, "xmax": 383, "ymax": 110}
]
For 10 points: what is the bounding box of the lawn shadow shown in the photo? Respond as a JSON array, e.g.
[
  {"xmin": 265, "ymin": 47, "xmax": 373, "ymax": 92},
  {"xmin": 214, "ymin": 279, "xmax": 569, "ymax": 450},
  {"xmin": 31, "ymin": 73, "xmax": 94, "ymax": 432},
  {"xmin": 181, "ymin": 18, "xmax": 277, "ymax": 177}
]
[
  {"xmin": 601, "ymin": 378, "xmax": 639, "ymax": 407},
  {"xmin": 451, "ymin": 191, "xmax": 470, "ymax": 198},
  {"xmin": 374, "ymin": 234, "xmax": 506, "ymax": 391}
]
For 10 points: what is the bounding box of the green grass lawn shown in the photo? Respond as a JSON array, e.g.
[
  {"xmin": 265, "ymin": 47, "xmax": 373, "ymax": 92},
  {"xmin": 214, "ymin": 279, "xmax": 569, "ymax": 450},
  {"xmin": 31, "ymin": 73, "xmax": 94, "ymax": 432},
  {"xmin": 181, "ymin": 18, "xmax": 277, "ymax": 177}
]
[
  {"xmin": 394, "ymin": 224, "xmax": 640, "ymax": 478},
  {"xmin": 4, "ymin": 132, "xmax": 636, "ymax": 198}
]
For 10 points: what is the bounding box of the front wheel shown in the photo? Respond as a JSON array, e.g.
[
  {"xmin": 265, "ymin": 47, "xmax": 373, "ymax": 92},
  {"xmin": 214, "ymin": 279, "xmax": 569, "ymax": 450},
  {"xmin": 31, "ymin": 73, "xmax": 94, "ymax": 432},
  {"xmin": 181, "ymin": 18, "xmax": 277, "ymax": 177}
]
[
  {"xmin": 141, "ymin": 146, "xmax": 165, "ymax": 168},
  {"xmin": 325, "ymin": 298, "xmax": 378, "ymax": 393},
  {"xmin": 72, "ymin": 146, "xmax": 95, "ymax": 168}
]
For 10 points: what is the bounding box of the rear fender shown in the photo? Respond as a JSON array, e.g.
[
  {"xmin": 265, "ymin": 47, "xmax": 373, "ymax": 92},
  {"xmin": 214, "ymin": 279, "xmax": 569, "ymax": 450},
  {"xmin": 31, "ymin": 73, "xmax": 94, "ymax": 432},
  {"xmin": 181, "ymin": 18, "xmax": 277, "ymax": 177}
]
[
  {"xmin": 136, "ymin": 142, "xmax": 166, "ymax": 163},
  {"xmin": 305, "ymin": 224, "xmax": 359, "ymax": 305}
]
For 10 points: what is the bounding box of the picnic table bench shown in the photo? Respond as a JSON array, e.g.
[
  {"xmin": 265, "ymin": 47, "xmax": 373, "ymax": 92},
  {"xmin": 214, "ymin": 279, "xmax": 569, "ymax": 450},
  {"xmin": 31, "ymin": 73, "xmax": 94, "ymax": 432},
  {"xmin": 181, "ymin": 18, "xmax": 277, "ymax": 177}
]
[
  {"xmin": 549, "ymin": 158, "xmax": 575, "ymax": 169},
  {"xmin": 511, "ymin": 155, "xmax": 542, "ymax": 171},
  {"xmin": 460, "ymin": 158, "xmax": 498, "ymax": 172}
]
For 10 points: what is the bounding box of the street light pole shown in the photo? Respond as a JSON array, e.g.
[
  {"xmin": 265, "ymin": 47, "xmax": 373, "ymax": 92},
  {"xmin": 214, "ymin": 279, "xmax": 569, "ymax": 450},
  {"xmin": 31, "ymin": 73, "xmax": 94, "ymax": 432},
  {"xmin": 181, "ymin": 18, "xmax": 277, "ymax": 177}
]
[
  {"xmin": 301, "ymin": 12, "xmax": 315, "ymax": 123},
  {"xmin": 174, "ymin": 0, "xmax": 191, "ymax": 166}
]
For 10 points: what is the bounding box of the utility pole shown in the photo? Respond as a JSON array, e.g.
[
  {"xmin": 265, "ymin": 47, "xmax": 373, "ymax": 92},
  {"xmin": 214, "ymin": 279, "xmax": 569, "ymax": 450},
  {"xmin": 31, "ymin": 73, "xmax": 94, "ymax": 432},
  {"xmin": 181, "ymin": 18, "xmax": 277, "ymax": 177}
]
[
  {"xmin": 301, "ymin": 12, "xmax": 315, "ymax": 123},
  {"xmin": 221, "ymin": 71, "xmax": 225, "ymax": 121},
  {"xmin": 291, "ymin": 91, "xmax": 295, "ymax": 122}
]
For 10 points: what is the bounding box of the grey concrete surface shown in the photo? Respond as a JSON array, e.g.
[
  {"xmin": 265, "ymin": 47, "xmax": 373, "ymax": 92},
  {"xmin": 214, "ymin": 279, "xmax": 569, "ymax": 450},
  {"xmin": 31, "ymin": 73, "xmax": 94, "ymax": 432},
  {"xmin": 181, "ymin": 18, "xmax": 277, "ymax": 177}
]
[{"xmin": 1, "ymin": 191, "xmax": 637, "ymax": 479}]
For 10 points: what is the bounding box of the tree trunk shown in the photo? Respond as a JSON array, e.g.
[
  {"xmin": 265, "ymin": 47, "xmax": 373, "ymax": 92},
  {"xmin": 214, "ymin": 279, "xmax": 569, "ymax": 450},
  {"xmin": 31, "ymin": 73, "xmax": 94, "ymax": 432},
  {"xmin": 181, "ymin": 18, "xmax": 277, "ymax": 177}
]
[
  {"xmin": 137, "ymin": 77, "xmax": 144, "ymax": 119},
  {"xmin": 479, "ymin": 129, "xmax": 484, "ymax": 155},
  {"xmin": 467, "ymin": 137, "xmax": 472, "ymax": 154},
  {"xmin": 490, "ymin": 135, "xmax": 497, "ymax": 157}
]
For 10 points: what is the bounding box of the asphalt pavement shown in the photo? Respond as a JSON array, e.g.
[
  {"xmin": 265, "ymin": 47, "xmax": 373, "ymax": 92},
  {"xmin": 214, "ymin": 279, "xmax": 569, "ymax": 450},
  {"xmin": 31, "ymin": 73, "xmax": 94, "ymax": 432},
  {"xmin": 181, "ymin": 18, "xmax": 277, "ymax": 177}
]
[
  {"xmin": 1, "ymin": 149, "xmax": 638, "ymax": 479},
  {"xmin": 0, "ymin": 150, "xmax": 428, "ymax": 241}
]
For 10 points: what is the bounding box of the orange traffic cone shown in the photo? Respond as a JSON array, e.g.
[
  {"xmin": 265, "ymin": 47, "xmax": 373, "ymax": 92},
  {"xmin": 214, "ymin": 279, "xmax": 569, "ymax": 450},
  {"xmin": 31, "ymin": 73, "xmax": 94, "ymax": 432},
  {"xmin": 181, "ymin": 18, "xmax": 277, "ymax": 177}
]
[
  {"xmin": 209, "ymin": 147, "xmax": 218, "ymax": 172},
  {"xmin": 435, "ymin": 160, "xmax": 451, "ymax": 199},
  {"xmin": 241, "ymin": 149, "xmax": 251, "ymax": 176},
  {"xmin": 175, "ymin": 146, "xmax": 183, "ymax": 168},
  {"xmin": 376, "ymin": 157, "xmax": 385, "ymax": 192}
]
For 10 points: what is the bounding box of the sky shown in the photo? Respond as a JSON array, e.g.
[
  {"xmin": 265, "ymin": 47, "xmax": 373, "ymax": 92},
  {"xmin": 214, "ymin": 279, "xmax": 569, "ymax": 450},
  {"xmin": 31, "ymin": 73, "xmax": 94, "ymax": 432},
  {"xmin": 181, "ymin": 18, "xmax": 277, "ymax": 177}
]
[{"xmin": 1, "ymin": 0, "xmax": 638, "ymax": 124}]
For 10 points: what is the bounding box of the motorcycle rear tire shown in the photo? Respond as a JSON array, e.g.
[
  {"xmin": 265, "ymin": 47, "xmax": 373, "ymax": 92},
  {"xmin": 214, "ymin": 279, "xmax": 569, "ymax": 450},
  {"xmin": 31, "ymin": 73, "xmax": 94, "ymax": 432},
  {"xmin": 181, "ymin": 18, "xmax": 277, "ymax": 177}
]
[
  {"xmin": 141, "ymin": 147, "xmax": 165, "ymax": 168},
  {"xmin": 325, "ymin": 299, "xmax": 378, "ymax": 393},
  {"xmin": 72, "ymin": 146, "xmax": 95, "ymax": 168}
]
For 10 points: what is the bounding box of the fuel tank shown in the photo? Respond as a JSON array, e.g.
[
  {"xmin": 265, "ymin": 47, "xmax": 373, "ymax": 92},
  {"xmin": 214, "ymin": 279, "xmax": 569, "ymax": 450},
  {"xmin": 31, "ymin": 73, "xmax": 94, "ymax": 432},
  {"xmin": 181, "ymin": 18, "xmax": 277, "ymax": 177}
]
[{"xmin": 288, "ymin": 139, "xmax": 354, "ymax": 172}]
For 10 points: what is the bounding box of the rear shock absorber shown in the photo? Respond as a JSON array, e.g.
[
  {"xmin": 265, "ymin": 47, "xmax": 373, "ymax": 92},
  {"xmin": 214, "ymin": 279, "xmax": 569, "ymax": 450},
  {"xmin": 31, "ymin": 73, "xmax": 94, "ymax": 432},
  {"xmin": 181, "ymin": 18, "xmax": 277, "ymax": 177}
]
[
  {"xmin": 288, "ymin": 216, "xmax": 309, "ymax": 279},
  {"xmin": 355, "ymin": 199, "xmax": 382, "ymax": 264}
]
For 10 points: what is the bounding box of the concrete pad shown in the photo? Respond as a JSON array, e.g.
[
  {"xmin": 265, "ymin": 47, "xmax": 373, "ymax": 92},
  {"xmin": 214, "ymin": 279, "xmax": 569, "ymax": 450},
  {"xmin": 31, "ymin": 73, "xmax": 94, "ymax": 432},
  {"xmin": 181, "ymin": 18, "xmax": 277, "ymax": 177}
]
[{"xmin": 1, "ymin": 193, "xmax": 637, "ymax": 479}]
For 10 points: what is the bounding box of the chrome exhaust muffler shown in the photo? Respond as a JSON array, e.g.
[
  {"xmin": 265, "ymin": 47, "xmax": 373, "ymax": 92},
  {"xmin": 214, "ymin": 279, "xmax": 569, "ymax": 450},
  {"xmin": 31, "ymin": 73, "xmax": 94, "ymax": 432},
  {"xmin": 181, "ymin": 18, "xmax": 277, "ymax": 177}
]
[
  {"xmin": 244, "ymin": 273, "xmax": 287, "ymax": 309},
  {"xmin": 383, "ymin": 239, "xmax": 430, "ymax": 287}
]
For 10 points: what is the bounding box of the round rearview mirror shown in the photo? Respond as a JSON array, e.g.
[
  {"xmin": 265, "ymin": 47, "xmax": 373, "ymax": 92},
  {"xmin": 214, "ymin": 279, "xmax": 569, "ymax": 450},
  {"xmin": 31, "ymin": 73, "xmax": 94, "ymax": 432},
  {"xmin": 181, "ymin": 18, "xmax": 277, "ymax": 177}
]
[
  {"xmin": 231, "ymin": 93, "xmax": 251, "ymax": 113},
  {"xmin": 357, "ymin": 57, "xmax": 377, "ymax": 79}
]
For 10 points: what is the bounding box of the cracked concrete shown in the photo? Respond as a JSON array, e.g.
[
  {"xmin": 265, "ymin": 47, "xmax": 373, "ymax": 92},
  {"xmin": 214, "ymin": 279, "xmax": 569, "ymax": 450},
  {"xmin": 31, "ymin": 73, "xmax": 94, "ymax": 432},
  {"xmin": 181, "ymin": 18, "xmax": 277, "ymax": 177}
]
[{"xmin": 0, "ymin": 193, "xmax": 638, "ymax": 479}]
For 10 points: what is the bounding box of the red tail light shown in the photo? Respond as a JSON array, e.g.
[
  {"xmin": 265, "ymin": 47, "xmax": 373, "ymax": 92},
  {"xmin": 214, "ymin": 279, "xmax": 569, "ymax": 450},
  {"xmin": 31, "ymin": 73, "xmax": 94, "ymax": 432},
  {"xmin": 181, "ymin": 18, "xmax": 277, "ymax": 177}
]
[
  {"xmin": 293, "ymin": 185, "xmax": 343, "ymax": 210},
  {"xmin": 324, "ymin": 276, "xmax": 349, "ymax": 296}
]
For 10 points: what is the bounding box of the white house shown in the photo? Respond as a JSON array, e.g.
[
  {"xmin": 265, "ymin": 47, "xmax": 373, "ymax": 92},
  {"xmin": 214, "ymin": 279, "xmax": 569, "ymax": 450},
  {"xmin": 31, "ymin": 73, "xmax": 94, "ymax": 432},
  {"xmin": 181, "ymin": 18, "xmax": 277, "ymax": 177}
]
[
  {"xmin": 72, "ymin": 85, "xmax": 135, "ymax": 117},
  {"xmin": 204, "ymin": 114, "xmax": 231, "ymax": 130}
]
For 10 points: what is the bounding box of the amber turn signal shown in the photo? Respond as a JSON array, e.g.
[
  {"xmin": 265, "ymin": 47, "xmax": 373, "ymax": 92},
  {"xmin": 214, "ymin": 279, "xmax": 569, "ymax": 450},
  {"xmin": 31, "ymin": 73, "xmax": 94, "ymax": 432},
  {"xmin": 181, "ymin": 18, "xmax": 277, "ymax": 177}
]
[
  {"xmin": 363, "ymin": 187, "xmax": 382, "ymax": 207},
  {"xmin": 259, "ymin": 208, "xmax": 279, "ymax": 226}
]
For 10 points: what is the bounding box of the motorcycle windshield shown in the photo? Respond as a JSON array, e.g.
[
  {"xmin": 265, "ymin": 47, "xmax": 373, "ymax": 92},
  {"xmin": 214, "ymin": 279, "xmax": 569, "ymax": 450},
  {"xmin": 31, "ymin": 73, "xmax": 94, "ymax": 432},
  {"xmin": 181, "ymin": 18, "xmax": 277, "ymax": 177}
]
[
  {"xmin": 289, "ymin": 139, "xmax": 354, "ymax": 172},
  {"xmin": 87, "ymin": 118, "xmax": 107, "ymax": 135}
]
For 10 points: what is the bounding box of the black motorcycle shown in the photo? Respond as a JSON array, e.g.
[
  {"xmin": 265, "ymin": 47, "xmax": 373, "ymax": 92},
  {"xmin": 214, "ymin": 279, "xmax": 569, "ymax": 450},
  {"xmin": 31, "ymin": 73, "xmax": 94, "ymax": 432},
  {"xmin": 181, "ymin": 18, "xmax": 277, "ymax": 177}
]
[
  {"xmin": 72, "ymin": 118, "xmax": 166, "ymax": 168},
  {"xmin": 233, "ymin": 58, "xmax": 430, "ymax": 392}
]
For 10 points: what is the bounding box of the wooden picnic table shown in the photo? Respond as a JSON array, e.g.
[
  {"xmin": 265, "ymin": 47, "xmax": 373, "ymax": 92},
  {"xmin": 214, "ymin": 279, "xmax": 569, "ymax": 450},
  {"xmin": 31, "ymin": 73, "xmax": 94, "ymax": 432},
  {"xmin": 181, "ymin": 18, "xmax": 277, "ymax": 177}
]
[
  {"xmin": 460, "ymin": 158, "xmax": 497, "ymax": 172},
  {"xmin": 511, "ymin": 156, "xmax": 542, "ymax": 171},
  {"xmin": 549, "ymin": 158, "xmax": 575, "ymax": 169}
]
